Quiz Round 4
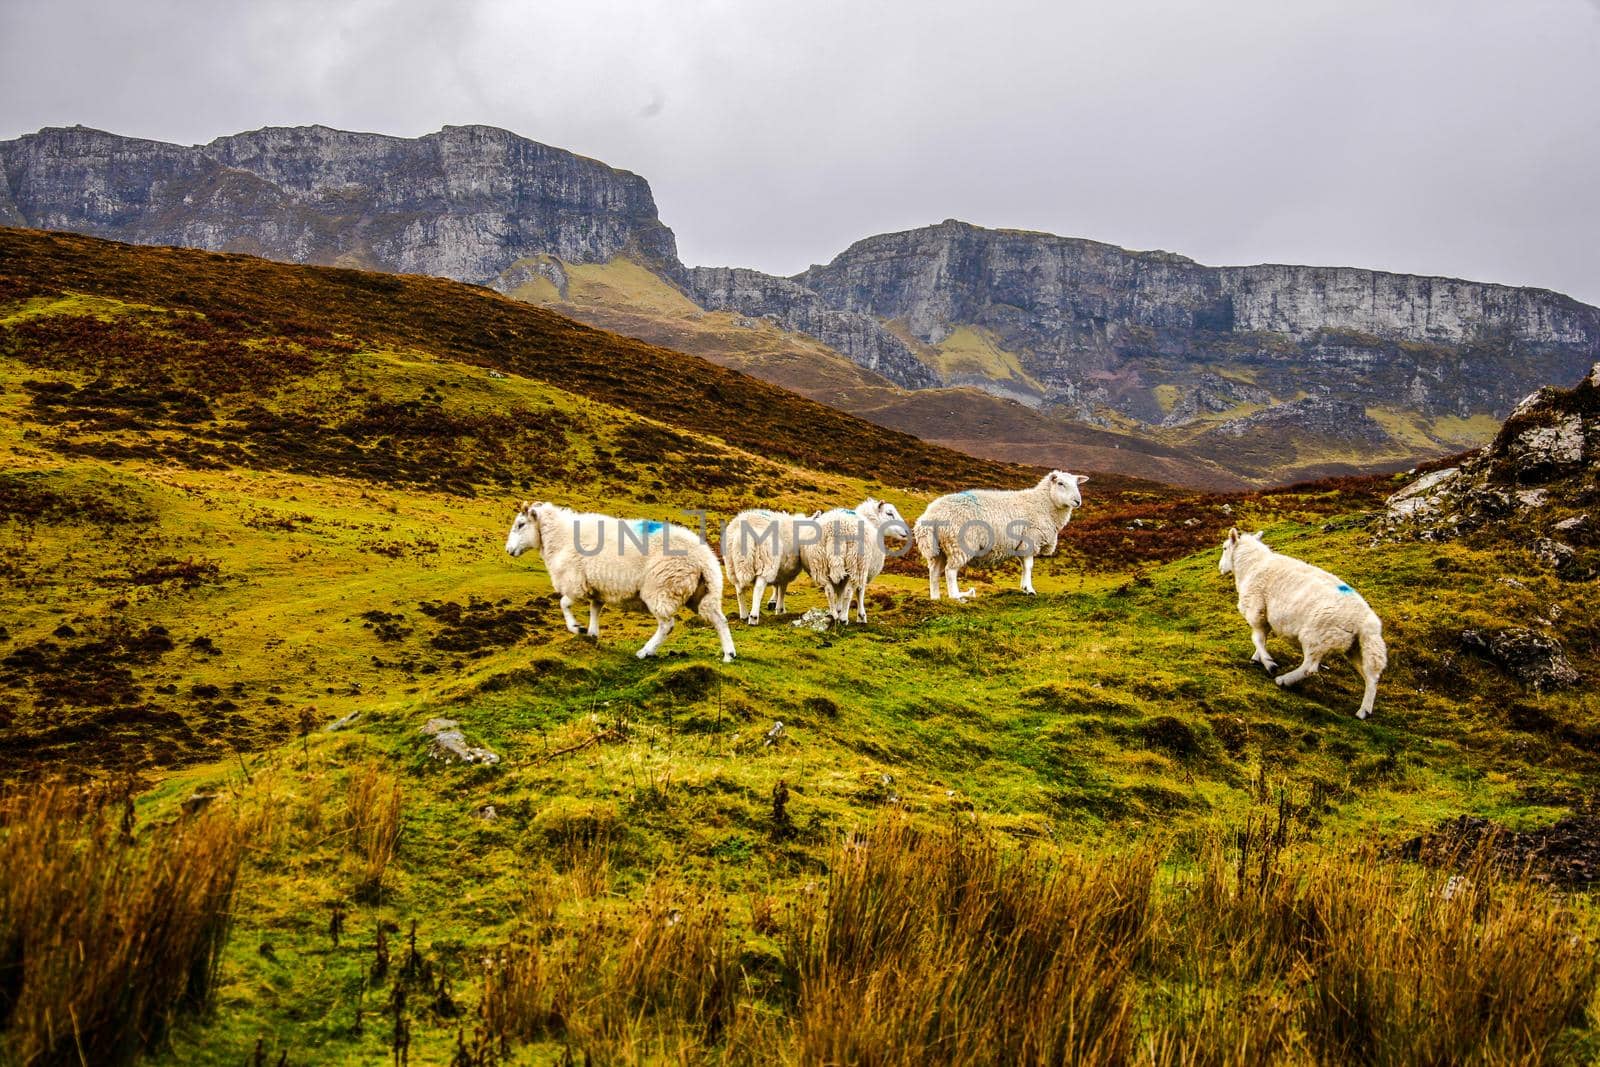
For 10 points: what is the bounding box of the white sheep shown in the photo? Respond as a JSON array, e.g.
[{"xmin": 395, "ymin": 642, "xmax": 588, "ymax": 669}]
[
  {"xmin": 722, "ymin": 509, "xmax": 808, "ymax": 625},
  {"xmin": 799, "ymin": 499, "xmax": 907, "ymax": 624},
  {"xmin": 1219, "ymin": 528, "xmax": 1386, "ymax": 719},
  {"xmin": 913, "ymin": 471, "xmax": 1085, "ymax": 600},
  {"xmin": 504, "ymin": 502, "xmax": 736, "ymax": 662}
]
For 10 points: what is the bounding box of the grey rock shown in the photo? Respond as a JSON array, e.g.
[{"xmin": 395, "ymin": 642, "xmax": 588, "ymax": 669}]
[
  {"xmin": 421, "ymin": 716, "xmax": 500, "ymax": 765},
  {"xmin": 792, "ymin": 219, "xmax": 1600, "ymax": 427},
  {"xmin": 791, "ymin": 608, "xmax": 833, "ymax": 632},
  {"xmin": 325, "ymin": 710, "xmax": 361, "ymax": 732},
  {"xmin": 1460, "ymin": 628, "xmax": 1581, "ymax": 691},
  {"xmin": 687, "ymin": 266, "xmax": 937, "ymax": 388},
  {"xmin": 1, "ymin": 124, "xmax": 682, "ymax": 286}
]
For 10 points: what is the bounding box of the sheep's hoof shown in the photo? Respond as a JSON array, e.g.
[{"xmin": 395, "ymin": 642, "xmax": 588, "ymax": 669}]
[
  {"xmin": 1274, "ymin": 674, "xmax": 1295, "ymax": 688},
  {"xmin": 722, "ymin": 653, "xmax": 736, "ymax": 663},
  {"xmin": 745, "ymin": 617, "xmax": 760, "ymax": 627},
  {"xmin": 1258, "ymin": 659, "xmax": 1277, "ymax": 673},
  {"xmin": 1022, "ymin": 588, "xmax": 1037, "ymax": 596},
  {"xmin": 636, "ymin": 649, "xmax": 654, "ymax": 660},
  {"xmin": 1357, "ymin": 709, "xmax": 1371, "ymax": 720},
  {"xmin": 565, "ymin": 625, "xmax": 581, "ymax": 635}
]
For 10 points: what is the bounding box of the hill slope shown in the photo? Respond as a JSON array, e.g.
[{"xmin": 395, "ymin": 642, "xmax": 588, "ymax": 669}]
[{"xmin": 1, "ymin": 231, "xmax": 1597, "ymax": 1066}]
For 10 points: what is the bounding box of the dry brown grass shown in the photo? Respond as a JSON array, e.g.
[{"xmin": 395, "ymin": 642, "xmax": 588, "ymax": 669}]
[
  {"xmin": 1146, "ymin": 824, "xmax": 1600, "ymax": 1065},
  {"xmin": 343, "ymin": 760, "xmax": 403, "ymax": 899},
  {"xmin": 787, "ymin": 818, "xmax": 1158, "ymax": 1065},
  {"xmin": 477, "ymin": 815, "xmax": 1598, "ymax": 1065},
  {"xmin": 0, "ymin": 781, "xmax": 245, "ymax": 1066}
]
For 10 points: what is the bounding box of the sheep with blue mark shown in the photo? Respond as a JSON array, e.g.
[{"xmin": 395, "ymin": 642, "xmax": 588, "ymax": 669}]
[
  {"xmin": 505, "ymin": 502, "xmax": 736, "ymax": 662},
  {"xmin": 912, "ymin": 471, "xmax": 1085, "ymax": 600},
  {"xmin": 799, "ymin": 498, "xmax": 908, "ymax": 623},
  {"xmin": 1219, "ymin": 527, "xmax": 1386, "ymax": 719}
]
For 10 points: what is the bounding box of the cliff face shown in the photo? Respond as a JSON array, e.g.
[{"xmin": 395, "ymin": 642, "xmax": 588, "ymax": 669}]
[
  {"xmin": 686, "ymin": 266, "xmax": 937, "ymax": 388},
  {"xmin": 791, "ymin": 220, "xmax": 1600, "ymax": 425},
  {"xmin": 0, "ymin": 125, "xmax": 681, "ymax": 285}
]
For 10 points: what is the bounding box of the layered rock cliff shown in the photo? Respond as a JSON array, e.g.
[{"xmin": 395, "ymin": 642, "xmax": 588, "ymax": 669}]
[
  {"xmin": 686, "ymin": 266, "xmax": 937, "ymax": 388},
  {"xmin": 792, "ymin": 220, "xmax": 1600, "ymax": 425},
  {"xmin": 0, "ymin": 124, "xmax": 681, "ymax": 285}
]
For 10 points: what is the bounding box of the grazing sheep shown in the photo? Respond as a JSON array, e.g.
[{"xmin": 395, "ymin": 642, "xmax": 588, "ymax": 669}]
[
  {"xmin": 913, "ymin": 471, "xmax": 1085, "ymax": 600},
  {"xmin": 723, "ymin": 509, "xmax": 808, "ymax": 625},
  {"xmin": 800, "ymin": 499, "xmax": 908, "ymax": 623},
  {"xmin": 1219, "ymin": 528, "xmax": 1386, "ymax": 719},
  {"xmin": 504, "ymin": 502, "xmax": 736, "ymax": 662}
]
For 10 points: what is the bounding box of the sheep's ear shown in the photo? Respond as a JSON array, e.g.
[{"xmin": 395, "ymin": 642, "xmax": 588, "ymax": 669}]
[
  {"xmin": 1074, "ymin": 474, "xmax": 1089, "ymax": 484},
  {"xmin": 1227, "ymin": 527, "xmax": 1240, "ymax": 543},
  {"xmin": 1253, "ymin": 531, "xmax": 1266, "ymax": 540}
]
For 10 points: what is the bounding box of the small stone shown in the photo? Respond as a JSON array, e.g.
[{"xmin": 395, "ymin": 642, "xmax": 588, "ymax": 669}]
[
  {"xmin": 421, "ymin": 717, "xmax": 500, "ymax": 765},
  {"xmin": 791, "ymin": 608, "xmax": 833, "ymax": 632},
  {"xmin": 325, "ymin": 710, "xmax": 361, "ymax": 732}
]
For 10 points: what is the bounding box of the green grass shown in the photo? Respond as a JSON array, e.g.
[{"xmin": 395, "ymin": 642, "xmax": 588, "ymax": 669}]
[{"xmin": 1, "ymin": 232, "xmax": 1596, "ymax": 1064}]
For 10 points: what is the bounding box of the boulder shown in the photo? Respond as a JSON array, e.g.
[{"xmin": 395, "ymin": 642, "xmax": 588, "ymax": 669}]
[
  {"xmin": 421, "ymin": 717, "xmax": 501, "ymax": 765},
  {"xmin": 1459, "ymin": 629, "xmax": 1581, "ymax": 692}
]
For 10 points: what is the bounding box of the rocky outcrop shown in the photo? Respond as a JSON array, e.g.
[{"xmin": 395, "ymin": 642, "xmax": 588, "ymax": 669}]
[
  {"xmin": 0, "ymin": 124, "xmax": 682, "ymax": 285},
  {"xmin": 793, "ymin": 220, "xmax": 1600, "ymax": 425},
  {"xmin": 687, "ymin": 266, "xmax": 937, "ymax": 388},
  {"xmin": 1383, "ymin": 362, "xmax": 1600, "ymax": 556},
  {"xmin": 1210, "ymin": 396, "xmax": 1390, "ymax": 447}
]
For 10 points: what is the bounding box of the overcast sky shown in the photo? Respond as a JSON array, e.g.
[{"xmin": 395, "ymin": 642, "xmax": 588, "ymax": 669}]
[{"xmin": 4, "ymin": 0, "xmax": 1599, "ymax": 303}]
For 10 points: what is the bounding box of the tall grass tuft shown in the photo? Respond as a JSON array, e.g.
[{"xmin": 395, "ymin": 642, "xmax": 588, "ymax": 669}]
[
  {"xmin": 0, "ymin": 782, "xmax": 246, "ymax": 1066},
  {"xmin": 787, "ymin": 817, "xmax": 1158, "ymax": 1065},
  {"xmin": 1150, "ymin": 826, "xmax": 1600, "ymax": 1065},
  {"xmin": 344, "ymin": 761, "xmax": 403, "ymax": 899}
]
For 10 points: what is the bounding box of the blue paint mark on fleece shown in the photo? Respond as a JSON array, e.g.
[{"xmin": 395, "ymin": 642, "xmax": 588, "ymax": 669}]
[
  {"xmin": 1336, "ymin": 583, "xmax": 1354, "ymax": 595},
  {"xmin": 631, "ymin": 519, "xmax": 665, "ymax": 536},
  {"xmin": 956, "ymin": 490, "xmax": 977, "ymax": 500}
]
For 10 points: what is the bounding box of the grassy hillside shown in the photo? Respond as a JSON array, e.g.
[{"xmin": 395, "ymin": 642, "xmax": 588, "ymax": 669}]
[
  {"xmin": 1, "ymin": 232, "xmax": 1596, "ymax": 1065},
  {"xmin": 527, "ymin": 258, "xmax": 1250, "ymax": 489}
]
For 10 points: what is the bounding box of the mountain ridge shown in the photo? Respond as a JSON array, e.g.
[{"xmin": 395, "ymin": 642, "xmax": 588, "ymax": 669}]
[{"xmin": 6, "ymin": 123, "xmax": 1597, "ymax": 486}]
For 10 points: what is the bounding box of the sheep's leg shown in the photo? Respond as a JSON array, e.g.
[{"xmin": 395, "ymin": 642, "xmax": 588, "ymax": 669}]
[
  {"xmin": 837, "ymin": 581, "xmax": 856, "ymax": 624},
  {"xmin": 559, "ymin": 594, "xmax": 581, "ymax": 635},
  {"xmin": 1249, "ymin": 625, "xmax": 1277, "ymax": 673},
  {"xmin": 636, "ymin": 615, "xmax": 675, "ymax": 659},
  {"xmin": 587, "ymin": 600, "xmax": 601, "ymax": 638},
  {"xmin": 857, "ymin": 582, "xmax": 868, "ymax": 623},
  {"xmin": 1240, "ymin": 602, "xmax": 1276, "ymax": 672},
  {"xmin": 748, "ymin": 576, "xmax": 767, "ymax": 626},
  {"xmin": 733, "ymin": 583, "xmax": 747, "ymax": 624},
  {"xmin": 1274, "ymin": 646, "xmax": 1322, "ymax": 688},
  {"xmin": 1020, "ymin": 554, "xmax": 1036, "ymax": 595},
  {"xmin": 927, "ymin": 556, "xmax": 942, "ymax": 600},
  {"xmin": 698, "ymin": 596, "xmax": 737, "ymax": 663},
  {"xmin": 772, "ymin": 584, "xmax": 786, "ymax": 614},
  {"xmin": 945, "ymin": 564, "xmax": 974, "ymax": 601}
]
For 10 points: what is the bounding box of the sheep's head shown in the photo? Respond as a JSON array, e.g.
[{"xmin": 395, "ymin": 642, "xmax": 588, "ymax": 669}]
[
  {"xmin": 505, "ymin": 500, "xmax": 547, "ymax": 557},
  {"xmin": 1218, "ymin": 528, "xmax": 1264, "ymax": 574},
  {"xmin": 860, "ymin": 498, "xmax": 909, "ymax": 539},
  {"xmin": 1043, "ymin": 470, "xmax": 1086, "ymax": 509}
]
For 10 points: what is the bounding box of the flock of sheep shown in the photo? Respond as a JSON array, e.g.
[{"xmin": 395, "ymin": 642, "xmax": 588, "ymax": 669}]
[{"xmin": 504, "ymin": 471, "xmax": 1387, "ymax": 718}]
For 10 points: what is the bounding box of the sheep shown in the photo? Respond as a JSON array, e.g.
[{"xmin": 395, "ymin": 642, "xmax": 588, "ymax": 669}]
[
  {"xmin": 913, "ymin": 471, "xmax": 1085, "ymax": 600},
  {"xmin": 799, "ymin": 498, "xmax": 908, "ymax": 623},
  {"xmin": 1218, "ymin": 528, "xmax": 1386, "ymax": 719},
  {"xmin": 504, "ymin": 501, "xmax": 736, "ymax": 662},
  {"xmin": 722, "ymin": 509, "xmax": 809, "ymax": 625}
]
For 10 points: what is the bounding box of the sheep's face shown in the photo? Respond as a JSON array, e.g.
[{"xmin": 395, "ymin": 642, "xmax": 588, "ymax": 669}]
[
  {"xmin": 866, "ymin": 500, "xmax": 909, "ymax": 539},
  {"xmin": 505, "ymin": 502, "xmax": 544, "ymax": 557},
  {"xmin": 1044, "ymin": 470, "xmax": 1086, "ymax": 509},
  {"xmin": 1219, "ymin": 528, "xmax": 1263, "ymax": 574},
  {"xmin": 1219, "ymin": 529, "xmax": 1239, "ymax": 574}
]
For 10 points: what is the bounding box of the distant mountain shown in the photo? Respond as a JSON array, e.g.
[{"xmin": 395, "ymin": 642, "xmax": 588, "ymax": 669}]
[
  {"xmin": 0, "ymin": 124, "xmax": 681, "ymax": 282},
  {"xmin": 7, "ymin": 124, "xmax": 1597, "ymax": 486}
]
